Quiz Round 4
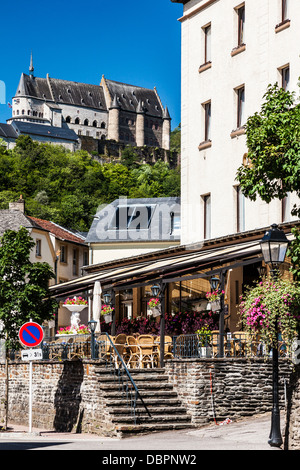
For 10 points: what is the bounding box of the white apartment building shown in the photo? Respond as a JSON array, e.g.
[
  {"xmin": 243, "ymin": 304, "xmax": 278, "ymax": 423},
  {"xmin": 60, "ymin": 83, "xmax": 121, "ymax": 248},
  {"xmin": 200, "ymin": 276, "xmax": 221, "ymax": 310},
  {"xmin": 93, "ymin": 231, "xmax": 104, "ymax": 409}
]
[{"xmin": 172, "ymin": 0, "xmax": 300, "ymax": 245}]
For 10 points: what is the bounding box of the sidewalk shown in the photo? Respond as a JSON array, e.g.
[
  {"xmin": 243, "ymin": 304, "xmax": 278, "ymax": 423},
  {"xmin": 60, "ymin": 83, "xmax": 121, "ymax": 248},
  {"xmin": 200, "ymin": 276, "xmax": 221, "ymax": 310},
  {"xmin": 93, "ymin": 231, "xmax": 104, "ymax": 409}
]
[{"xmin": 0, "ymin": 413, "xmax": 287, "ymax": 450}]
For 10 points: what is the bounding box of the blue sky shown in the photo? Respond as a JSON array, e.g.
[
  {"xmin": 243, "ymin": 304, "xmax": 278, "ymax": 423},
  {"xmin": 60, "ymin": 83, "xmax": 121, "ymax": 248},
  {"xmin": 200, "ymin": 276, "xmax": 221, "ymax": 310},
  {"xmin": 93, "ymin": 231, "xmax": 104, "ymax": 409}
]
[{"xmin": 0, "ymin": 0, "xmax": 183, "ymax": 129}]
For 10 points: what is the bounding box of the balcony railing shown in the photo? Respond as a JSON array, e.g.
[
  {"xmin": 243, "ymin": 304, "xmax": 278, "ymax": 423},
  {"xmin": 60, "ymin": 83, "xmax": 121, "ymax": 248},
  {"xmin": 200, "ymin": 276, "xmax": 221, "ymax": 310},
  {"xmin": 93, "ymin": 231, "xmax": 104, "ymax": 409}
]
[{"xmin": 7, "ymin": 332, "xmax": 292, "ymax": 362}]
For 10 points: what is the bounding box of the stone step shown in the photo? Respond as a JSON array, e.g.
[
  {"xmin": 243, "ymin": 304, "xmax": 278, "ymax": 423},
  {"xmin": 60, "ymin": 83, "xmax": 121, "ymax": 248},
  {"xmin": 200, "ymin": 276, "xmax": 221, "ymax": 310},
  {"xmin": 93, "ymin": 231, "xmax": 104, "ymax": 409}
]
[
  {"xmin": 112, "ymin": 414, "xmax": 191, "ymax": 424},
  {"xmin": 116, "ymin": 422, "xmax": 195, "ymax": 438},
  {"xmin": 95, "ymin": 365, "xmax": 193, "ymax": 438},
  {"xmin": 97, "ymin": 373, "xmax": 169, "ymax": 383},
  {"xmin": 99, "ymin": 382, "xmax": 174, "ymax": 392},
  {"xmin": 106, "ymin": 398, "xmax": 182, "ymax": 407},
  {"xmin": 103, "ymin": 389, "xmax": 178, "ymax": 399},
  {"xmin": 109, "ymin": 406, "xmax": 187, "ymax": 416}
]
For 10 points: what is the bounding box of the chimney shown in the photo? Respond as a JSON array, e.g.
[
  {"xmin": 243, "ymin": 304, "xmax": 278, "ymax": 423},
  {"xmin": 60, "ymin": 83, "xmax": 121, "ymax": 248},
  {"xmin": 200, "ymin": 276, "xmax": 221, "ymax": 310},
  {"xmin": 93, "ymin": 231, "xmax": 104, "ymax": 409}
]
[{"xmin": 9, "ymin": 195, "xmax": 25, "ymax": 214}]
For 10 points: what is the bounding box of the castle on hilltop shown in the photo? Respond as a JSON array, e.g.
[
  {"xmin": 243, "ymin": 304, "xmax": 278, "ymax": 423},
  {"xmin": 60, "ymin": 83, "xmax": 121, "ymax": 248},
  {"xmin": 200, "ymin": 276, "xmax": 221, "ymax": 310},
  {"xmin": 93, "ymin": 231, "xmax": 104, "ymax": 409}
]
[{"xmin": 7, "ymin": 55, "xmax": 171, "ymax": 150}]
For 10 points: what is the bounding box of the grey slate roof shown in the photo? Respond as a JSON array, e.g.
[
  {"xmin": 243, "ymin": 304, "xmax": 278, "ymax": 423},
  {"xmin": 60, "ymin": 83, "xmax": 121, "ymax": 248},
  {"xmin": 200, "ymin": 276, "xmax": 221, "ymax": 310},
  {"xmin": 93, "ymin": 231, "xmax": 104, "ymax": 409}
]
[
  {"xmin": 12, "ymin": 121, "xmax": 79, "ymax": 142},
  {"xmin": 0, "ymin": 210, "xmax": 40, "ymax": 237},
  {"xmin": 15, "ymin": 74, "xmax": 107, "ymax": 111},
  {"xmin": 104, "ymin": 78, "xmax": 164, "ymax": 118},
  {"xmin": 86, "ymin": 197, "xmax": 181, "ymax": 244},
  {"xmin": 0, "ymin": 123, "xmax": 18, "ymax": 139}
]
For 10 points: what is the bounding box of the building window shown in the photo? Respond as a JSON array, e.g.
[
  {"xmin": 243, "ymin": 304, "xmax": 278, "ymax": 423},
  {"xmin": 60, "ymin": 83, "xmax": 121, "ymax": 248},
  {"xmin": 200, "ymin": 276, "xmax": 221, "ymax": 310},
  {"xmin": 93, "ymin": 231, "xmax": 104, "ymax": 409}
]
[
  {"xmin": 203, "ymin": 101, "xmax": 211, "ymax": 142},
  {"xmin": 75, "ymin": 117, "xmax": 80, "ymax": 125},
  {"xmin": 237, "ymin": 4, "xmax": 245, "ymax": 46},
  {"xmin": 204, "ymin": 24, "xmax": 211, "ymax": 63},
  {"xmin": 236, "ymin": 186, "xmax": 245, "ymax": 232},
  {"xmin": 36, "ymin": 239, "xmax": 42, "ymax": 257},
  {"xmin": 280, "ymin": 65, "xmax": 290, "ymax": 91},
  {"xmin": 60, "ymin": 245, "xmax": 67, "ymax": 263},
  {"xmin": 83, "ymin": 251, "xmax": 89, "ymax": 266},
  {"xmin": 236, "ymin": 85, "xmax": 245, "ymax": 128},
  {"xmin": 66, "ymin": 116, "xmax": 71, "ymax": 123},
  {"xmin": 84, "ymin": 119, "xmax": 89, "ymax": 126},
  {"xmin": 203, "ymin": 194, "xmax": 211, "ymax": 240},
  {"xmin": 73, "ymin": 249, "xmax": 78, "ymax": 276}
]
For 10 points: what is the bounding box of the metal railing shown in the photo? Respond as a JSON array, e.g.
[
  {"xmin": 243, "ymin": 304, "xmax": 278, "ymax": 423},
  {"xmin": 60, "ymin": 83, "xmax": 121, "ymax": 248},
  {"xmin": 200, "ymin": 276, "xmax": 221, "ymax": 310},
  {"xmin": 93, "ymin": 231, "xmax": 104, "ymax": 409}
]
[
  {"xmin": 7, "ymin": 332, "xmax": 292, "ymax": 362},
  {"xmin": 172, "ymin": 334, "xmax": 291, "ymax": 359},
  {"xmin": 102, "ymin": 333, "xmax": 151, "ymax": 424}
]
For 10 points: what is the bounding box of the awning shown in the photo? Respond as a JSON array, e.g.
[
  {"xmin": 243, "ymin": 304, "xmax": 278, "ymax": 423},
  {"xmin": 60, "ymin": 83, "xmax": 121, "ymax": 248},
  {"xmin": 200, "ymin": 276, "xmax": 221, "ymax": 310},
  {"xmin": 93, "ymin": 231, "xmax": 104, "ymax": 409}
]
[{"xmin": 49, "ymin": 237, "xmax": 266, "ymax": 298}]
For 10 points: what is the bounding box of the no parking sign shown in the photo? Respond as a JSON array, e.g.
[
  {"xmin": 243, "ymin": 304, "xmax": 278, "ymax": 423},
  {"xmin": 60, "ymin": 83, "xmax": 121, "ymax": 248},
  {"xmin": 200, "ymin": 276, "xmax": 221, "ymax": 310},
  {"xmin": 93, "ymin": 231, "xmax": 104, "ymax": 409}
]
[
  {"xmin": 18, "ymin": 321, "xmax": 44, "ymax": 434},
  {"xmin": 19, "ymin": 322, "xmax": 44, "ymax": 348}
]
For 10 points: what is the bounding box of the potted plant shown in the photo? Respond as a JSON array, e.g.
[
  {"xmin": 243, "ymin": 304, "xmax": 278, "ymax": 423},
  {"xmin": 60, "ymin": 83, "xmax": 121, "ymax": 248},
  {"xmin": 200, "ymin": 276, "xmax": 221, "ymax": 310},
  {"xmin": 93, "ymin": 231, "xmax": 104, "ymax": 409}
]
[
  {"xmin": 206, "ymin": 289, "xmax": 224, "ymax": 312},
  {"xmin": 196, "ymin": 325, "xmax": 212, "ymax": 357},
  {"xmin": 101, "ymin": 304, "xmax": 114, "ymax": 324},
  {"xmin": 63, "ymin": 296, "xmax": 88, "ymax": 312},
  {"xmin": 62, "ymin": 296, "xmax": 88, "ymax": 332},
  {"xmin": 147, "ymin": 297, "xmax": 161, "ymax": 317},
  {"xmin": 57, "ymin": 324, "xmax": 90, "ymax": 336},
  {"xmin": 239, "ymin": 277, "xmax": 300, "ymax": 355}
]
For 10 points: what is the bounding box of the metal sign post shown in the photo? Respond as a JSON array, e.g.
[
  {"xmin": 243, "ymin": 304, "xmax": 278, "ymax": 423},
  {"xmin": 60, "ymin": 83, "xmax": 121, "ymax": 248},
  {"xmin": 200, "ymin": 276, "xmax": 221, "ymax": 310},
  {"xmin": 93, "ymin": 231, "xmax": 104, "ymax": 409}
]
[{"xmin": 18, "ymin": 321, "xmax": 44, "ymax": 433}]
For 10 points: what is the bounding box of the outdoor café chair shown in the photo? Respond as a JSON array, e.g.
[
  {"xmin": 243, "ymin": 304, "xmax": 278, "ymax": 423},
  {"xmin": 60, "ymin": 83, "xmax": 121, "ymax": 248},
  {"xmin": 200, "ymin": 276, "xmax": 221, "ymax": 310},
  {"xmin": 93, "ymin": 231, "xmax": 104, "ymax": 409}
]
[
  {"xmin": 126, "ymin": 335, "xmax": 143, "ymax": 369},
  {"xmin": 137, "ymin": 335, "xmax": 156, "ymax": 368},
  {"xmin": 154, "ymin": 335, "xmax": 173, "ymax": 363}
]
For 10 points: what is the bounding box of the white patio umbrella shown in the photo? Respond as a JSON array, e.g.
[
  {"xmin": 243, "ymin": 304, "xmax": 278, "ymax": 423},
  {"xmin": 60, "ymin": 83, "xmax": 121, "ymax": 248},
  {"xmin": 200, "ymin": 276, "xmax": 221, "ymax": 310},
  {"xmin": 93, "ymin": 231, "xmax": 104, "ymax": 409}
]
[{"xmin": 92, "ymin": 281, "xmax": 102, "ymax": 333}]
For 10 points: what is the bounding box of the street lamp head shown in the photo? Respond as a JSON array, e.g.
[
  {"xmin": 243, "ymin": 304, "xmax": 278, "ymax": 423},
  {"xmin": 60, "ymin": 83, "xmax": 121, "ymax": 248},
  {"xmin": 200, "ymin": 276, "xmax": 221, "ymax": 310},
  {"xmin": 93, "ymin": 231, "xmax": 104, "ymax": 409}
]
[
  {"xmin": 103, "ymin": 291, "xmax": 111, "ymax": 305},
  {"xmin": 260, "ymin": 224, "xmax": 289, "ymax": 268},
  {"xmin": 210, "ymin": 276, "xmax": 220, "ymax": 291},
  {"xmin": 151, "ymin": 284, "xmax": 160, "ymax": 297},
  {"xmin": 88, "ymin": 319, "xmax": 98, "ymax": 333}
]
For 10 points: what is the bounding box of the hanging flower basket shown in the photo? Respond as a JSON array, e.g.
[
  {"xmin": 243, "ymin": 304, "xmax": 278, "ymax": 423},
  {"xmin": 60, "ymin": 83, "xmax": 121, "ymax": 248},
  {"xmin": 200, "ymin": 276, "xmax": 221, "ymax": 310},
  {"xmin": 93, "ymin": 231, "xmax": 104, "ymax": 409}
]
[
  {"xmin": 103, "ymin": 313, "xmax": 113, "ymax": 324},
  {"xmin": 150, "ymin": 307, "xmax": 161, "ymax": 318},
  {"xmin": 206, "ymin": 289, "xmax": 224, "ymax": 312},
  {"xmin": 101, "ymin": 305, "xmax": 114, "ymax": 324}
]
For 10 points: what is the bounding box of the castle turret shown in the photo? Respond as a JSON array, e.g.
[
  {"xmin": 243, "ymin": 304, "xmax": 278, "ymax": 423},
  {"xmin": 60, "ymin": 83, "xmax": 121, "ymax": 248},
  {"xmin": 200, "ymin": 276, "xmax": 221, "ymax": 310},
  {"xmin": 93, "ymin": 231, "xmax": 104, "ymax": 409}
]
[
  {"xmin": 162, "ymin": 106, "xmax": 171, "ymax": 150},
  {"xmin": 107, "ymin": 94, "xmax": 120, "ymax": 141},
  {"xmin": 135, "ymin": 100, "xmax": 145, "ymax": 147}
]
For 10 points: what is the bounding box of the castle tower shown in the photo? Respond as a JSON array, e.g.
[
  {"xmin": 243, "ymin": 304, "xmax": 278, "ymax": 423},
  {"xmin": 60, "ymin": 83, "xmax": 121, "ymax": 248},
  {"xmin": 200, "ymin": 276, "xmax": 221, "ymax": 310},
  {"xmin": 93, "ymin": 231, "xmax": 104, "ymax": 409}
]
[
  {"xmin": 162, "ymin": 106, "xmax": 171, "ymax": 150},
  {"xmin": 135, "ymin": 100, "xmax": 145, "ymax": 147},
  {"xmin": 107, "ymin": 95, "xmax": 120, "ymax": 141}
]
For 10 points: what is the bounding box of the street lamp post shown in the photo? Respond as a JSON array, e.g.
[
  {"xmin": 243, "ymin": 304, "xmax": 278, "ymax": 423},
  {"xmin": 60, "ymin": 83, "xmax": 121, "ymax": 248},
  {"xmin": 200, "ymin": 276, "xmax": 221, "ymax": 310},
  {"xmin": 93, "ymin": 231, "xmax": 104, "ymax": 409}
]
[
  {"xmin": 88, "ymin": 319, "xmax": 98, "ymax": 359},
  {"xmin": 151, "ymin": 282, "xmax": 166, "ymax": 368},
  {"xmin": 103, "ymin": 290, "xmax": 116, "ymax": 336},
  {"xmin": 260, "ymin": 223, "xmax": 289, "ymax": 448},
  {"xmin": 209, "ymin": 273, "xmax": 226, "ymax": 358}
]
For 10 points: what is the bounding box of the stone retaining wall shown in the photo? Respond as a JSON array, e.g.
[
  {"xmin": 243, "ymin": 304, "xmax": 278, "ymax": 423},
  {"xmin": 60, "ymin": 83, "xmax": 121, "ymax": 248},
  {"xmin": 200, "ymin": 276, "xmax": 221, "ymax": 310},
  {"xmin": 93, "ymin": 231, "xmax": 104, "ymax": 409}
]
[
  {"xmin": 165, "ymin": 358, "xmax": 293, "ymax": 426},
  {"xmin": 0, "ymin": 358, "xmax": 294, "ymax": 439},
  {"xmin": 0, "ymin": 361, "xmax": 117, "ymax": 437}
]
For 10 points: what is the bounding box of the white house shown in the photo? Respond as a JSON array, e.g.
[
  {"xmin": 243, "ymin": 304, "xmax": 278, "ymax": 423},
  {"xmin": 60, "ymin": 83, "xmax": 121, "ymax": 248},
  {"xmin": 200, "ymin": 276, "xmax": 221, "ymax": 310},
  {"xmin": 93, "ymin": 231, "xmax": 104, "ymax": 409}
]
[{"xmin": 172, "ymin": 0, "xmax": 300, "ymax": 245}]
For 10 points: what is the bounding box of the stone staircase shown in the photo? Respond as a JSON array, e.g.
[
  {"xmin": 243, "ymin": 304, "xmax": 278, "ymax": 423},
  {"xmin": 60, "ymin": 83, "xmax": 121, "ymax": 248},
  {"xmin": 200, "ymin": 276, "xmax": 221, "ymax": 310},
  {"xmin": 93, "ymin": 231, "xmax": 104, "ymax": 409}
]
[{"xmin": 96, "ymin": 367, "xmax": 195, "ymax": 438}]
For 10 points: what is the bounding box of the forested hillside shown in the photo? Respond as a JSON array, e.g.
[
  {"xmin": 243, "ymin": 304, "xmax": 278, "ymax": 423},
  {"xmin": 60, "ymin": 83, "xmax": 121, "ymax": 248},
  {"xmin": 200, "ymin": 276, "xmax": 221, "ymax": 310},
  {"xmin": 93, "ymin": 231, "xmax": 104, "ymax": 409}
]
[{"xmin": 0, "ymin": 135, "xmax": 180, "ymax": 232}]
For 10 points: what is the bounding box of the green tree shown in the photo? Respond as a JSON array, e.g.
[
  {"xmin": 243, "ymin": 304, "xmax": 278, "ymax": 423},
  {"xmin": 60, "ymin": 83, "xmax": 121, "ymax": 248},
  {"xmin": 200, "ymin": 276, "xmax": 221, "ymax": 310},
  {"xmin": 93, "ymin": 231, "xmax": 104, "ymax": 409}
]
[
  {"xmin": 236, "ymin": 82, "xmax": 300, "ymax": 278},
  {"xmin": 0, "ymin": 227, "xmax": 57, "ymax": 348},
  {"xmin": 236, "ymin": 83, "xmax": 300, "ymax": 212}
]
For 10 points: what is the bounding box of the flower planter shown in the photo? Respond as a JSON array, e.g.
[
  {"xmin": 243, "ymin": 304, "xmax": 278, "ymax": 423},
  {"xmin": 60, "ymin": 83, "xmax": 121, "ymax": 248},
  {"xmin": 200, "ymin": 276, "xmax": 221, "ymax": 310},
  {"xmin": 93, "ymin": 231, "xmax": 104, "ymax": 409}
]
[
  {"xmin": 150, "ymin": 307, "xmax": 161, "ymax": 318},
  {"xmin": 63, "ymin": 305, "xmax": 87, "ymax": 313},
  {"xmin": 211, "ymin": 300, "xmax": 221, "ymax": 312},
  {"xmin": 103, "ymin": 313, "xmax": 113, "ymax": 324}
]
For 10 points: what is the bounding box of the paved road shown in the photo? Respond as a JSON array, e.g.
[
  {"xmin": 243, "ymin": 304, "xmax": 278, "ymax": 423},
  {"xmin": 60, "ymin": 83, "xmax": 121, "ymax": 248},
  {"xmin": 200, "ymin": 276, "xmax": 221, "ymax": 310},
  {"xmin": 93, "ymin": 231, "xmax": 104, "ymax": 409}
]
[{"xmin": 0, "ymin": 413, "xmax": 287, "ymax": 453}]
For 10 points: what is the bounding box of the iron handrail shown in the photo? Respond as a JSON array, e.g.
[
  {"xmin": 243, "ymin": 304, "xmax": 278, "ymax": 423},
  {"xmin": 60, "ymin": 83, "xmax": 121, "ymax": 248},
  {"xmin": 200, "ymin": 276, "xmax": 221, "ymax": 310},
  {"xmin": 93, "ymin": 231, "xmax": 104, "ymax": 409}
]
[{"xmin": 103, "ymin": 332, "xmax": 151, "ymax": 421}]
